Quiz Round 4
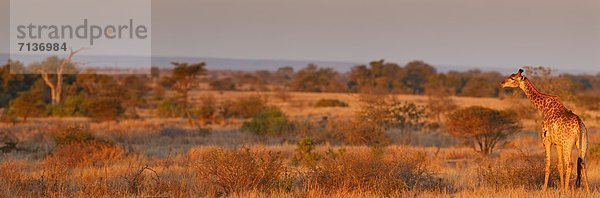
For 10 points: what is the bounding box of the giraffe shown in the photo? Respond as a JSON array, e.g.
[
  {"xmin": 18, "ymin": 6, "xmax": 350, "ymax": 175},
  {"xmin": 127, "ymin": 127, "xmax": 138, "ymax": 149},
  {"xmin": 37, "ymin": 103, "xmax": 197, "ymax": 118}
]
[{"xmin": 499, "ymin": 68, "xmax": 589, "ymax": 191}]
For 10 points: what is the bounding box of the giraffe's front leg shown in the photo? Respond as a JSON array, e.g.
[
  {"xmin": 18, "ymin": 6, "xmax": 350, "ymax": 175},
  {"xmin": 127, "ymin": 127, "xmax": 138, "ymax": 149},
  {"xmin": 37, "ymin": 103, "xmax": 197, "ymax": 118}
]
[{"xmin": 542, "ymin": 141, "xmax": 551, "ymax": 191}]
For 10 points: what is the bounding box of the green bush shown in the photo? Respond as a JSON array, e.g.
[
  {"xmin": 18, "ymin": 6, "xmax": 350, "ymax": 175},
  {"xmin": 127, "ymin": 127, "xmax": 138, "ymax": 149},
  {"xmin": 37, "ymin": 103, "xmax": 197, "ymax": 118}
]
[
  {"xmin": 292, "ymin": 137, "xmax": 321, "ymax": 166},
  {"xmin": 52, "ymin": 95, "xmax": 86, "ymax": 116},
  {"xmin": 156, "ymin": 98, "xmax": 184, "ymax": 118},
  {"xmin": 314, "ymin": 99, "xmax": 349, "ymax": 108},
  {"xmin": 241, "ymin": 106, "xmax": 291, "ymax": 136}
]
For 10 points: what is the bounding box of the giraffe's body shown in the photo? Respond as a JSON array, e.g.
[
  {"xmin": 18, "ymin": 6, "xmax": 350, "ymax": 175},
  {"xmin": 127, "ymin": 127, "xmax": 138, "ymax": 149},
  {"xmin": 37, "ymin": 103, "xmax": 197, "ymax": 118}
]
[{"xmin": 500, "ymin": 69, "xmax": 589, "ymax": 191}]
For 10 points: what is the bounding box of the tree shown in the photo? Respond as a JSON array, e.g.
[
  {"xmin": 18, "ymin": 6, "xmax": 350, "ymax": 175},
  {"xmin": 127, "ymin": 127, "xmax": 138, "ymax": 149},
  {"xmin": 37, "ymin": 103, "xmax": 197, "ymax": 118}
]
[
  {"xmin": 522, "ymin": 66, "xmax": 582, "ymax": 103},
  {"xmin": 9, "ymin": 91, "xmax": 45, "ymax": 122},
  {"xmin": 446, "ymin": 106, "xmax": 521, "ymax": 156},
  {"xmin": 0, "ymin": 60, "xmax": 37, "ymax": 107},
  {"xmin": 460, "ymin": 71, "xmax": 502, "ymax": 98},
  {"xmin": 120, "ymin": 75, "xmax": 151, "ymax": 117},
  {"xmin": 347, "ymin": 60, "xmax": 403, "ymax": 93},
  {"xmin": 33, "ymin": 48, "xmax": 83, "ymax": 105},
  {"xmin": 289, "ymin": 64, "xmax": 343, "ymax": 92},
  {"xmin": 402, "ymin": 61, "xmax": 436, "ymax": 94},
  {"xmin": 169, "ymin": 62, "xmax": 207, "ymax": 126}
]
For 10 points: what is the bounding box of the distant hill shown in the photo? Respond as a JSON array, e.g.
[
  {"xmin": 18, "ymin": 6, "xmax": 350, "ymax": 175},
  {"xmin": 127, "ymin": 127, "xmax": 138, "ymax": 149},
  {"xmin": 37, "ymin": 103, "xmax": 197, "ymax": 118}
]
[{"xmin": 0, "ymin": 53, "xmax": 597, "ymax": 74}]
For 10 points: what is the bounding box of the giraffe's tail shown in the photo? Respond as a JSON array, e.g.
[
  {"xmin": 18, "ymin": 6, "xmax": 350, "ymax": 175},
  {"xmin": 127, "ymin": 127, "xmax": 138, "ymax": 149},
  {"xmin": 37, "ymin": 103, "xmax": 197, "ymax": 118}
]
[{"xmin": 576, "ymin": 119, "xmax": 588, "ymax": 188}]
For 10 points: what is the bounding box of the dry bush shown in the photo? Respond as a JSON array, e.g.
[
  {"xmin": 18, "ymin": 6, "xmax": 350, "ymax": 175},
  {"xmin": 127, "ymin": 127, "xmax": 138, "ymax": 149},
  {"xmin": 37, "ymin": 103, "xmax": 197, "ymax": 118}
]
[
  {"xmin": 197, "ymin": 94, "xmax": 219, "ymax": 124},
  {"xmin": 446, "ymin": 106, "xmax": 521, "ymax": 155},
  {"xmin": 0, "ymin": 160, "xmax": 26, "ymax": 196},
  {"xmin": 291, "ymin": 137, "xmax": 321, "ymax": 167},
  {"xmin": 338, "ymin": 118, "xmax": 391, "ymax": 146},
  {"xmin": 231, "ymin": 95, "xmax": 268, "ymax": 118},
  {"xmin": 194, "ymin": 148, "xmax": 286, "ymax": 196},
  {"xmin": 47, "ymin": 142, "xmax": 125, "ymax": 168},
  {"xmin": 304, "ymin": 149, "xmax": 444, "ymax": 195},
  {"xmin": 120, "ymin": 164, "xmax": 161, "ymax": 195},
  {"xmin": 47, "ymin": 125, "xmax": 124, "ymax": 168},
  {"xmin": 314, "ymin": 99, "xmax": 349, "ymax": 108},
  {"xmin": 477, "ymin": 153, "xmax": 559, "ymax": 189}
]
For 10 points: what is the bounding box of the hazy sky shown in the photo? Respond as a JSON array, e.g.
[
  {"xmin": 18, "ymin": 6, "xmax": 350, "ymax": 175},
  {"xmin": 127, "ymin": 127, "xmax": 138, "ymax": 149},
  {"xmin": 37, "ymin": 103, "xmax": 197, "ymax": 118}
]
[{"xmin": 3, "ymin": 0, "xmax": 600, "ymax": 72}]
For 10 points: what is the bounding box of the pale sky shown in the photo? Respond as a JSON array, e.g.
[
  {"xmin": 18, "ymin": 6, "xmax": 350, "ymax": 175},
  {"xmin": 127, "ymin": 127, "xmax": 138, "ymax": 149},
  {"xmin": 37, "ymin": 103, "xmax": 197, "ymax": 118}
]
[{"xmin": 2, "ymin": 0, "xmax": 600, "ymax": 72}]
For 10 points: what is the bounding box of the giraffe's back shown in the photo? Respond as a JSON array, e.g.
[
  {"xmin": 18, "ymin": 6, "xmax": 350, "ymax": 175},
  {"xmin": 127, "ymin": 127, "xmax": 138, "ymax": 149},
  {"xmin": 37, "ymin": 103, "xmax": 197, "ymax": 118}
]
[{"xmin": 544, "ymin": 109, "xmax": 582, "ymax": 145}]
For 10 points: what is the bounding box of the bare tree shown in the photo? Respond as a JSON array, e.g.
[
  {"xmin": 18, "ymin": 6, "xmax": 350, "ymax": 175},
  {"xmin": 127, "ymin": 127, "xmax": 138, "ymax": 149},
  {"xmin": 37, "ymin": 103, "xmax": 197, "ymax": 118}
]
[{"xmin": 38, "ymin": 48, "xmax": 84, "ymax": 105}]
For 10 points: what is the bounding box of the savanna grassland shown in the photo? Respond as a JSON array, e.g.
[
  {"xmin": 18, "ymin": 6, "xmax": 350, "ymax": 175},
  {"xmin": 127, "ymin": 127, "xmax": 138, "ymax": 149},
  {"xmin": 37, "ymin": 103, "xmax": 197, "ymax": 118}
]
[
  {"xmin": 2, "ymin": 59, "xmax": 600, "ymax": 197},
  {"xmin": 2, "ymin": 90, "xmax": 600, "ymax": 197}
]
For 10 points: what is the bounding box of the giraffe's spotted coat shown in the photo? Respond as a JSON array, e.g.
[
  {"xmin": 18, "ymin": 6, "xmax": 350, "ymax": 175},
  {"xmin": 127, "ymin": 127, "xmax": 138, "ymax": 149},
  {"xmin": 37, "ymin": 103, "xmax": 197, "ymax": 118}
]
[{"xmin": 500, "ymin": 69, "xmax": 589, "ymax": 191}]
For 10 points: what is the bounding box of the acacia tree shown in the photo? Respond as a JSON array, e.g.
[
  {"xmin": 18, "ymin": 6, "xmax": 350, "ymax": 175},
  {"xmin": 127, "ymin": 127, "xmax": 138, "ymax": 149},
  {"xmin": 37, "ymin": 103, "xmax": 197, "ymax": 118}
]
[
  {"xmin": 446, "ymin": 106, "xmax": 521, "ymax": 156},
  {"xmin": 169, "ymin": 62, "xmax": 207, "ymax": 126}
]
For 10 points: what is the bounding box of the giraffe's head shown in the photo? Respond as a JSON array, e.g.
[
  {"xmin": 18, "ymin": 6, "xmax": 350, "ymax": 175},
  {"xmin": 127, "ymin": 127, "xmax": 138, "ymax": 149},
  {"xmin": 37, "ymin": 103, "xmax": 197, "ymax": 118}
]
[{"xmin": 499, "ymin": 68, "xmax": 526, "ymax": 88}]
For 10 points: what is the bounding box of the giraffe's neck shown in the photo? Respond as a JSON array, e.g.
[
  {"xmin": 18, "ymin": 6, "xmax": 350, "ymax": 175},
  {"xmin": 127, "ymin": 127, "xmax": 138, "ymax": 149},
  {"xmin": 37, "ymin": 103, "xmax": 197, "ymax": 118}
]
[{"xmin": 519, "ymin": 78, "xmax": 563, "ymax": 115}]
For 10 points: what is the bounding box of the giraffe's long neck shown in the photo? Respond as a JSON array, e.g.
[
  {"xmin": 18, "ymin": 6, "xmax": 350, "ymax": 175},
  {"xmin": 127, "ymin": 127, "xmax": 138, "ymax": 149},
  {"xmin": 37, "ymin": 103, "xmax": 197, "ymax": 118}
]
[{"xmin": 519, "ymin": 78, "xmax": 561, "ymax": 115}]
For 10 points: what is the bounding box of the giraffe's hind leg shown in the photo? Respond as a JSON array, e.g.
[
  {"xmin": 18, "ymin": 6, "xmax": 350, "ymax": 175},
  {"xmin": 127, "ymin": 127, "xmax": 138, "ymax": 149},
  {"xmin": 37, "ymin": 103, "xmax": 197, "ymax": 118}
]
[
  {"xmin": 543, "ymin": 142, "xmax": 552, "ymax": 191},
  {"xmin": 582, "ymin": 163, "xmax": 590, "ymax": 192},
  {"xmin": 556, "ymin": 145, "xmax": 565, "ymax": 190},
  {"xmin": 563, "ymin": 145, "xmax": 573, "ymax": 190}
]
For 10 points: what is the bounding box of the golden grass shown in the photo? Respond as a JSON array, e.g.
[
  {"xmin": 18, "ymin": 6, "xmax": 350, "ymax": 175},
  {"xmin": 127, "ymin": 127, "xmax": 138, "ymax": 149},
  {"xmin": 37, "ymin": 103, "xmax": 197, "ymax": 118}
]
[{"xmin": 1, "ymin": 92, "xmax": 600, "ymax": 197}]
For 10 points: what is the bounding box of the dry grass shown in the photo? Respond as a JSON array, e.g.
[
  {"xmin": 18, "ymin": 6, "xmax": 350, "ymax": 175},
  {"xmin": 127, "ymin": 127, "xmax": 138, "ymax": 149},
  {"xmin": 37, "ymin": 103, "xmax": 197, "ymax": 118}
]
[{"xmin": 1, "ymin": 92, "xmax": 600, "ymax": 197}]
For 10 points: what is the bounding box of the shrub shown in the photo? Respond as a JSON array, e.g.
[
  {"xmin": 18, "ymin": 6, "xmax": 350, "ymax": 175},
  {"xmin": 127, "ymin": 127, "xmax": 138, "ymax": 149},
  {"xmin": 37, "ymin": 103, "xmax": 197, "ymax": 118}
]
[
  {"xmin": 292, "ymin": 137, "xmax": 321, "ymax": 166},
  {"xmin": 446, "ymin": 106, "xmax": 521, "ymax": 156},
  {"xmin": 156, "ymin": 99, "xmax": 184, "ymax": 118},
  {"xmin": 8, "ymin": 91, "xmax": 45, "ymax": 121},
  {"xmin": 49, "ymin": 125, "xmax": 123, "ymax": 167},
  {"xmin": 0, "ymin": 160, "xmax": 25, "ymax": 191},
  {"xmin": 82, "ymin": 97, "xmax": 125, "ymax": 121},
  {"xmin": 478, "ymin": 153, "xmax": 559, "ymax": 189},
  {"xmin": 53, "ymin": 125, "xmax": 114, "ymax": 146},
  {"xmin": 241, "ymin": 106, "xmax": 291, "ymax": 136},
  {"xmin": 339, "ymin": 119, "xmax": 391, "ymax": 146},
  {"xmin": 388, "ymin": 101, "xmax": 428, "ymax": 132},
  {"xmin": 355, "ymin": 94, "xmax": 428, "ymax": 132},
  {"xmin": 197, "ymin": 95, "xmax": 218, "ymax": 124},
  {"xmin": 305, "ymin": 149, "xmax": 442, "ymax": 194},
  {"xmin": 194, "ymin": 148, "xmax": 285, "ymax": 196},
  {"xmin": 314, "ymin": 99, "xmax": 348, "ymax": 108},
  {"xmin": 56, "ymin": 95, "xmax": 86, "ymax": 116},
  {"xmin": 231, "ymin": 96, "xmax": 267, "ymax": 118}
]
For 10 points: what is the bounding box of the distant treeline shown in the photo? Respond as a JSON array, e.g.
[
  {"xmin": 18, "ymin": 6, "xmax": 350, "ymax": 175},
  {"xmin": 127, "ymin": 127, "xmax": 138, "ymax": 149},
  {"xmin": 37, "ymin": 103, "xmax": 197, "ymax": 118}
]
[
  {"xmin": 1, "ymin": 58, "xmax": 599, "ymax": 122},
  {"xmin": 202, "ymin": 60, "xmax": 600, "ymax": 99}
]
